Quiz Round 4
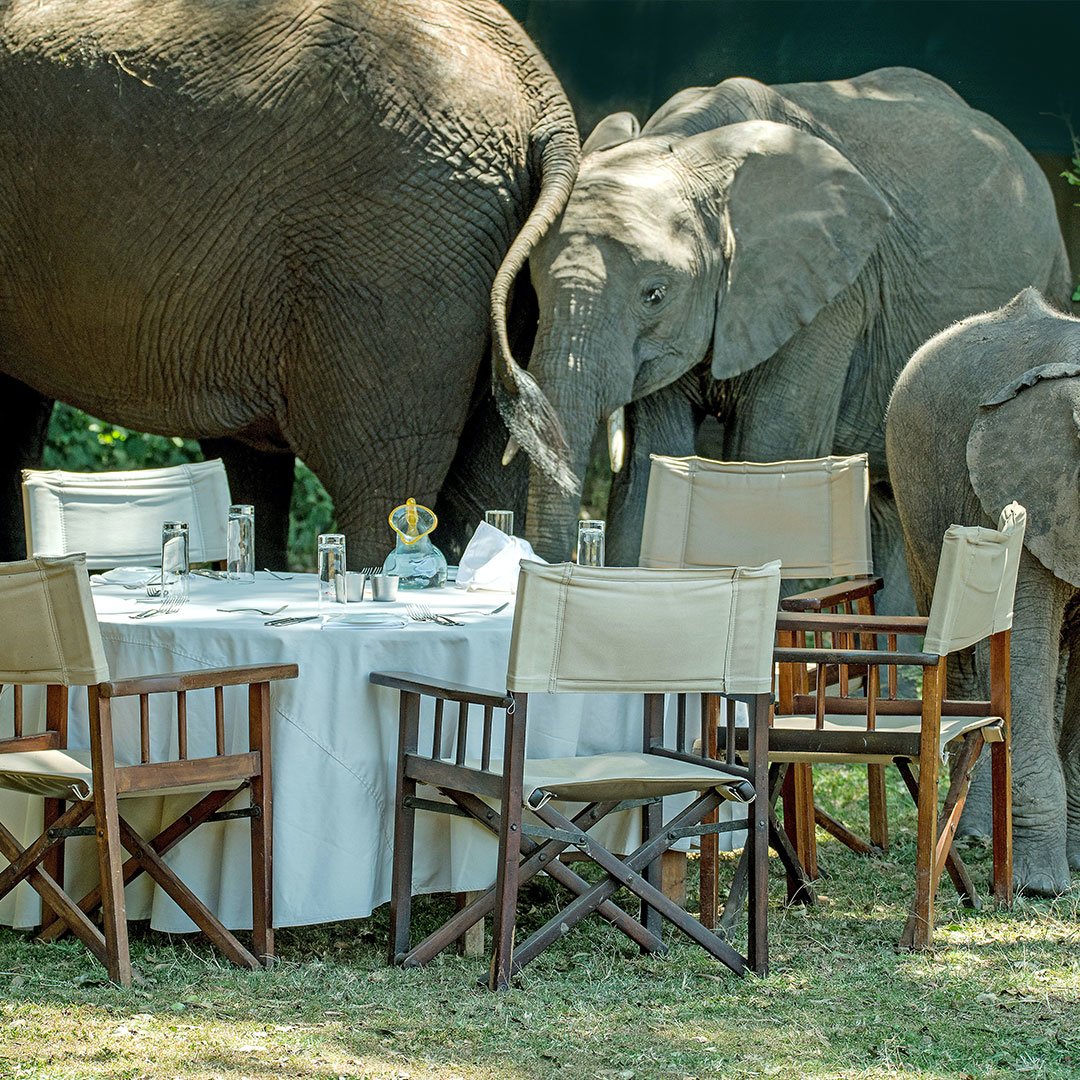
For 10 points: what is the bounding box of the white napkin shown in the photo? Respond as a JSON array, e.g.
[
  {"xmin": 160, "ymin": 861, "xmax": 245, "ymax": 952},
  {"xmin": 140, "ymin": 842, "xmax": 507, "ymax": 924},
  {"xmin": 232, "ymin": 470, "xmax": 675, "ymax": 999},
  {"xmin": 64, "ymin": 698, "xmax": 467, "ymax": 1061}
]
[
  {"xmin": 92, "ymin": 566, "xmax": 160, "ymax": 585},
  {"xmin": 456, "ymin": 521, "xmax": 544, "ymax": 593}
]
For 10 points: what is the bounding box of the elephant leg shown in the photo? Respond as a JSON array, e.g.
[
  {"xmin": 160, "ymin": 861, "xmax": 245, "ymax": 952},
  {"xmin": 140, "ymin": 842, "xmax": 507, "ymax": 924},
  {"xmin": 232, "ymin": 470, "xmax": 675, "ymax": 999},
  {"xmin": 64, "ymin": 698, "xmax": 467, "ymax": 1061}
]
[
  {"xmin": 868, "ymin": 482, "xmax": 916, "ymax": 619},
  {"xmin": 1059, "ymin": 595, "xmax": 1080, "ymax": 871},
  {"xmin": 199, "ymin": 438, "xmax": 294, "ymax": 570},
  {"xmin": 1001, "ymin": 561, "xmax": 1072, "ymax": 896},
  {"xmin": 605, "ymin": 380, "xmax": 699, "ymax": 567},
  {"xmin": 0, "ymin": 374, "xmax": 54, "ymax": 560}
]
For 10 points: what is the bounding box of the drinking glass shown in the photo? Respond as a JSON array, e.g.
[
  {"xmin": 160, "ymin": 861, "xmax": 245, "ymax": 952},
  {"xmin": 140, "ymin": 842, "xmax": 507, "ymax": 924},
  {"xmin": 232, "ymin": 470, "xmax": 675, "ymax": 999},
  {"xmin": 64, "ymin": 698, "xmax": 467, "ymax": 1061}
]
[
  {"xmin": 576, "ymin": 519, "xmax": 605, "ymax": 567},
  {"xmin": 317, "ymin": 533, "xmax": 347, "ymax": 609},
  {"xmin": 484, "ymin": 509, "xmax": 515, "ymax": 536},
  {"xmin": 227, "ymin": 503, "xmax": 255, "ymax": 583},
  {"xmin": 161, "ymin": 520, "xmax": 190, "ymax": 608}
]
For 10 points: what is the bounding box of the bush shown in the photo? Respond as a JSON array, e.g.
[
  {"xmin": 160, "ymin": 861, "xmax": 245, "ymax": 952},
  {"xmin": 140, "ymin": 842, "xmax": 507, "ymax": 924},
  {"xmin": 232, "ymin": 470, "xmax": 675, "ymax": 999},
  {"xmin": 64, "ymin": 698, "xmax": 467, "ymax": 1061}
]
[{"xmin": 44, "ymin": 404, "xmax": 334, "ymax": 571}]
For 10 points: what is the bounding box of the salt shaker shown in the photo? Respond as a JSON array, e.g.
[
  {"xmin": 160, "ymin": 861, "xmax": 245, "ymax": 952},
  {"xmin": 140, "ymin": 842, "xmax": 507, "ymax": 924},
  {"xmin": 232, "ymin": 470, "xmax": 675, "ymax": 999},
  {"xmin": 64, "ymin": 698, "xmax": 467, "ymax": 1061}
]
[{"xmin": 227, "ymin": 503, "xmax": 255, "ymax": 583}]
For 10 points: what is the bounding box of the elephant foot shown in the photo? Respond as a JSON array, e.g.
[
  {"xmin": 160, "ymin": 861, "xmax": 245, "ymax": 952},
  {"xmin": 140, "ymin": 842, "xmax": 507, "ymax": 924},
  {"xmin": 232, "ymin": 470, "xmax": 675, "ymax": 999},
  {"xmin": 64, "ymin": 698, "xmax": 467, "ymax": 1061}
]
[
  {"xmin": 956, "ymin": 800, "xmax": 992, "ymax": 842},
  {"xmin": 1013, "ymin": 838, "xmax": 1072, "ymax": 897},
  {"xmin": 1067, "ymin": 835, "xmax": 1080, "ymax": 872}
]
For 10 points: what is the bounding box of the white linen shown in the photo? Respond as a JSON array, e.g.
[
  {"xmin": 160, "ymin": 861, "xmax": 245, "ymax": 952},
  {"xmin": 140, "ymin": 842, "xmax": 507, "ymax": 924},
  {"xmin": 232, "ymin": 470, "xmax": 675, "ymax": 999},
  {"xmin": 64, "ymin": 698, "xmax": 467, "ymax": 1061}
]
[
  {"xmin": 456, "ymin": 521, "xmax": 543, "ymax": 592},
  {"xmin": 0, "ymin": 572, "xmax": 658, "ymax": 931}
]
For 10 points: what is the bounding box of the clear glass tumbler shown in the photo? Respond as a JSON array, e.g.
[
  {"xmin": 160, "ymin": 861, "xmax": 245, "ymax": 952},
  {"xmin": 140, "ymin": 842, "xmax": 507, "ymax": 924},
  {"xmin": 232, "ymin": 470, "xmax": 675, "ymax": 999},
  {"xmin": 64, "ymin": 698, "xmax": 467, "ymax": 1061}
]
[
  {"xmin": 227, "ymin": 503, "xmax": 255, "ymax": 583},
  {"xmin": 161, "ymin": 520, "xmax": 190, "ymax": 608},
  {"xmin": 317, "ymin": 533, "xmax": 347, "ymax": 609},
  {"xmin": 576, "ymin": 519, "xmax": 606, "ymax": 567},
  {"xmin": 484, "ymin": 509, "xmax": 515, "ymax": 535}
]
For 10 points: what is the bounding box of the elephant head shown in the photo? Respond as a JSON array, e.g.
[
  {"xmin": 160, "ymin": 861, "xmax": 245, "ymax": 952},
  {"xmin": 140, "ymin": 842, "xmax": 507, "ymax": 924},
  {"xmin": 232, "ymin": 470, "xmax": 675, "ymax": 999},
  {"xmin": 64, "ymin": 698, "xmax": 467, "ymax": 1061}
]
[
  {"xmin": 491, "ymin": 89, "xmax": 892, "ymax": 559},
  {"xmin": 967, "ymin": 355, "xmax": 1080, "ymax": 588}
]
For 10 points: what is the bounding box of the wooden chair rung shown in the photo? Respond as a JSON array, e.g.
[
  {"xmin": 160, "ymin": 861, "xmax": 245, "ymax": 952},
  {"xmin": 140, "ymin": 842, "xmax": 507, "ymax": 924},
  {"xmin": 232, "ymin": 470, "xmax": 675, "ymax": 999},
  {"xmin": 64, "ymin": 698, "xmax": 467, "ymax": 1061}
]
[
  {"xmin": 139, "ymin": 695, "xmax": 150, "ymax": 763},
  {"xmin": 455, "ymin": 701, "xmax": 468, "ymax": 766},
  {"xmin": 176, "ymin": 691, "xmax": 187, "ymax": 759},
  {"xmin": 432, "ymin": 699, "xmax": 444, "ymax": 759},
  {"xmin": 214, "ymin": 685, "xmax": 225, "ymax": 755}
]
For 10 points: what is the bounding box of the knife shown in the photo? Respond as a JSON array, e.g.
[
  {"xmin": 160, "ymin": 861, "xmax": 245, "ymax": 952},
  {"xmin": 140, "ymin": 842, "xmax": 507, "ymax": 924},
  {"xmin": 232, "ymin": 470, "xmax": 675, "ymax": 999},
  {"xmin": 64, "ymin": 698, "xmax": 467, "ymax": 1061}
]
[{"xmin": 264, "ymin": 615, "xmax": 320, "ymax": 626}]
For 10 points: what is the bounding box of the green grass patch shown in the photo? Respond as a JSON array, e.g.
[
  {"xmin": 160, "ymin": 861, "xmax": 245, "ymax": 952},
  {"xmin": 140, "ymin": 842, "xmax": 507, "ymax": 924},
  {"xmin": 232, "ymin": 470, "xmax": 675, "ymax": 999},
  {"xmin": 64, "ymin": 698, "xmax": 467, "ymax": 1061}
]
[{"xmin": 1, "ymin": 767, "xmax": 1078, "ymax": 1079}]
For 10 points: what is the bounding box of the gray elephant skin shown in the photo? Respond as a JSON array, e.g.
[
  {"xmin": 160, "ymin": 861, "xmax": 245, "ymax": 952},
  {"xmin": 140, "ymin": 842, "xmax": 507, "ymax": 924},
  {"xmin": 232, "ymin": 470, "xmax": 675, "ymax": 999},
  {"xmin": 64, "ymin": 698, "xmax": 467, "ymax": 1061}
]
[
  {"xmin": 0, "ymin": 0, "xmax": 577, "ymax": 566},
  {"xmin": 493, "ymin": 66, "xmax": 1070, "ymax": 609},
  {"xmin": 886, "ymin": 288, "xmax": 1080, "ymax": 896}
]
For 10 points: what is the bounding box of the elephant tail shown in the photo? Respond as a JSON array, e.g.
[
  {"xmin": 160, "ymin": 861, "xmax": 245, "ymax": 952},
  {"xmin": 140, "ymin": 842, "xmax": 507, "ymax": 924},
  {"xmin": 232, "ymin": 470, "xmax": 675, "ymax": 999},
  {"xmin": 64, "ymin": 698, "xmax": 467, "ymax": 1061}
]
[{"xmin": 489, "ymin": 125, "xmax": 580, "ymax": 494}]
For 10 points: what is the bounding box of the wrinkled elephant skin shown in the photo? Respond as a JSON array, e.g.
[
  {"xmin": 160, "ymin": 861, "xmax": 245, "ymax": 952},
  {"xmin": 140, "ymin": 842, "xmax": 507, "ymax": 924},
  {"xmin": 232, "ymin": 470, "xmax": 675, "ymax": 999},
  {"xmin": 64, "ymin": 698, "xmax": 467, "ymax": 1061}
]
[
  {"xmin": 887, "ymin": 289, "xmax": 1080, "ymax": 896},
  {"xmin": 0, "ymin": 0, "xmax": 578, "ymax": 567},
  {"xmin": 493, "ymin": 67, "xmax": 1069, "ymax": 620}
]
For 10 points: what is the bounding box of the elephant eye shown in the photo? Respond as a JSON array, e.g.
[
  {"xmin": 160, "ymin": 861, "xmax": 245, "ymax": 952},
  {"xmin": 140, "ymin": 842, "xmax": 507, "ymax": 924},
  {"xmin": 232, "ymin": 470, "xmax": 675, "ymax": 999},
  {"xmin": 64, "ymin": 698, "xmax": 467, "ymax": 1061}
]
[{"xmin": 642, "ymin": 284, "xmax": 667, "ymax": 307}]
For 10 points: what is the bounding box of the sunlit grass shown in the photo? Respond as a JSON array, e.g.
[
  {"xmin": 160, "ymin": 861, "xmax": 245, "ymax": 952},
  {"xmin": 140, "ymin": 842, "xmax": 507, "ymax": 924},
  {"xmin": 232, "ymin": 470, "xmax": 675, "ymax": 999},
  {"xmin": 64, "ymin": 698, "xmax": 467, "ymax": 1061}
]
[{"xmin": 1, "ymin": 766, "xmax": 1078, "ymax": 1079}]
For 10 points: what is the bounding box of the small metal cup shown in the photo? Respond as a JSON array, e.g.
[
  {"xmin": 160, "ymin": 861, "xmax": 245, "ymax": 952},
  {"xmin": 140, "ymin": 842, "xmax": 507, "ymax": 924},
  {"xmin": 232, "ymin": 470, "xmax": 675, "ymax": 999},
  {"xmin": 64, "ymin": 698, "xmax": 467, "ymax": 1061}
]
[
  {"xmin": 345, "ymin": 571, "xmax": 366, "ymax": 602},
  {"xmin": 371, "ymin": 574, "xmax": 400, "ymax": 601}
]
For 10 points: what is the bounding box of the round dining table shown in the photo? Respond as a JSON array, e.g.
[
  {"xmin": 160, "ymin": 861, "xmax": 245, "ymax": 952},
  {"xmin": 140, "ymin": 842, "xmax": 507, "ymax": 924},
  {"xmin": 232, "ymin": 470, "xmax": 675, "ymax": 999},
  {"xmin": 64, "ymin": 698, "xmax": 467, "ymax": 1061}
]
[{"xmin": 1, "ymin": 570, "xmax": 653, "ymax": 931}]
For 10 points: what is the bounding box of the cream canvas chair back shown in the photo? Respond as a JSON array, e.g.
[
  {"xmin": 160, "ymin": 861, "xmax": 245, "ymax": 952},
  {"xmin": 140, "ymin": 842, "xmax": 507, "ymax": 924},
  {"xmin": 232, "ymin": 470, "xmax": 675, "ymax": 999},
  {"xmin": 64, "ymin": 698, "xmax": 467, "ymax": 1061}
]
[
  {"xmin": 639, "ymin": 454, "xmax": 873, "ymax": 579},
  {"xmin": 923, "ymin": 502, "xmax": 1027, "ymax": 656},
  {"xmin": 507, "ymin": 560, "xmax": 781, "ymax": 695},
  {"xmin": 22, "ymin": 459, "xmax": 231, "ymax": 569},
  {"xmin": 0, "ymin": 554, "xmax": 109, "ymax": 685}
]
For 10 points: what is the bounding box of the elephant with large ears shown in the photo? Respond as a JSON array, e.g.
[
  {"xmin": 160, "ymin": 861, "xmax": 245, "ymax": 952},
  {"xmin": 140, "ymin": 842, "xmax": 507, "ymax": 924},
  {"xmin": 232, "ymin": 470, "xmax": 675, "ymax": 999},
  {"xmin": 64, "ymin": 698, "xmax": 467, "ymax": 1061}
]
[
  {"xmin": 0, "ymin": 0, "xmax": 578, "ymax": 568},
  {"xmin": 886, "ymin": 288, "xmax": 1080, "ymax": 896},
  {"xmin": 492, "ymin": 67, "xmax": 1070, "ymax": 611}
]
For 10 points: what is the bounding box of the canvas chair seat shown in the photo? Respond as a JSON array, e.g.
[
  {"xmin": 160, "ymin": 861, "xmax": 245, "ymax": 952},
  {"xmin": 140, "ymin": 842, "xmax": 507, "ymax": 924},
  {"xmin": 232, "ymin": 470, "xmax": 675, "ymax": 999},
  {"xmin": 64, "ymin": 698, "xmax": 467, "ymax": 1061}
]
[
  {"xmin": 764, "ymin": 712, "xmax": 1004, "ymax": 764},
  {"xmin": 444, "ymin": 752, "xmax": 759, "ymax": 807},
  {"xmin": 0, "ymin": 749, "xmax": 245, "ymax": 801}
]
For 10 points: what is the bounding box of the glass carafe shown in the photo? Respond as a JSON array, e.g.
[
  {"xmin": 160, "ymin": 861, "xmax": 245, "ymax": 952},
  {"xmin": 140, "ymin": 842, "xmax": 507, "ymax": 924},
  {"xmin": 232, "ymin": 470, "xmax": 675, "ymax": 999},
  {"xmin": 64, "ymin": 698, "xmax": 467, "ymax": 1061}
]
[{"xmin": 384, "ymin": 498, "xmax": 447, "ymax": 589}]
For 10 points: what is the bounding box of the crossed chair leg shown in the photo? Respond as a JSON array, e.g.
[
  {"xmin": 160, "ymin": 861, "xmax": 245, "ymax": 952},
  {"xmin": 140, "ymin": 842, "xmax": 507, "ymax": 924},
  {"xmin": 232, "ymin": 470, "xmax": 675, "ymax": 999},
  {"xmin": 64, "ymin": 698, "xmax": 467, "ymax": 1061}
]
[
  {"xmin": 0, "ymin": 784, "xmax": 271, "ymax": 985},
  {"xmin": 389, "ymin": 785, "xmax": 770, "ymax": 990},
  {"xmin": 704, "ymin": 731, "xmax": 1012, "ymax": 950}
]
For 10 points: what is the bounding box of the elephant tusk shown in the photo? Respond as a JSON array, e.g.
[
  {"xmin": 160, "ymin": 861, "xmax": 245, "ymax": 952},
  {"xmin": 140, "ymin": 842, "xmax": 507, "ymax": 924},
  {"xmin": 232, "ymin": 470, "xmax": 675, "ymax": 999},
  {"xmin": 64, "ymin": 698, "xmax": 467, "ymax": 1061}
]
[
  {"xmin": 501, "ymin": 436, "xmax": 520, "ymax": 466},
  {"xmin": 607, "ymin": 406, "xmax": 626, "ymax": 473}
]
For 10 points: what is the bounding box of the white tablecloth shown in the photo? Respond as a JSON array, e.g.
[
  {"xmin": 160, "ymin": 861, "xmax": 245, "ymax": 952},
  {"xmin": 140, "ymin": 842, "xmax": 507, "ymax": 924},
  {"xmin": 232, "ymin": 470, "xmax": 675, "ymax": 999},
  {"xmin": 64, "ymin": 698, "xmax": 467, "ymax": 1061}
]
[{"xmin": 0, "ymin": 571, "xmax": 656, "ymax": 931}]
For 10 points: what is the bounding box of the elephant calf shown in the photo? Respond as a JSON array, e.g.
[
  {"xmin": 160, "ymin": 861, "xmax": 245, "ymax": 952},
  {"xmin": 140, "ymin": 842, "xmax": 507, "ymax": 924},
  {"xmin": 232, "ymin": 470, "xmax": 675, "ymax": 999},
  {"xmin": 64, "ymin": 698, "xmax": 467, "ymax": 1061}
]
[{"xmin": 886, "ymin": 288, "xmax": 1080, "ymax": 895}]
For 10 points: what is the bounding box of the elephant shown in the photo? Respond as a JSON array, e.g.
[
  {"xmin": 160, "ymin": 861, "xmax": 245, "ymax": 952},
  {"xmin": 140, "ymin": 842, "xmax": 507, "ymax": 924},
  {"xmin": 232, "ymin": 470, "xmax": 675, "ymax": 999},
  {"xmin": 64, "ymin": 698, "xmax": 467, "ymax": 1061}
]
[
  {"xmin": 0, "ymin": 0, "xmax": 578, "ymax": 567},
  {"xmin": 886, "ymin": 287, "xmax": 1080, "ymax": 896},
  {"xmin": 490, "ymin": 66, "xmax": 1071, "ymax": 615}
]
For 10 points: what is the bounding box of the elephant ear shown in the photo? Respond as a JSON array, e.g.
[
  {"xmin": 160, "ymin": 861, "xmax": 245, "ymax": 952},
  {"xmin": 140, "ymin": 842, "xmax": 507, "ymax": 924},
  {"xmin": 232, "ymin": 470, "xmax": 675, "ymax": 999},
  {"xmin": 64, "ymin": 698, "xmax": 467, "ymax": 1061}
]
[
  {"xmin": 967, "ymin": 362, "xmax": 1080, "ymax": 587},
  {"xmin": 581, "ymin": 111, "xmax": 640, "ymax": 156},
  {"xmin": 684, "ymin": 120, "xmax": 892, "ymax": 380}
]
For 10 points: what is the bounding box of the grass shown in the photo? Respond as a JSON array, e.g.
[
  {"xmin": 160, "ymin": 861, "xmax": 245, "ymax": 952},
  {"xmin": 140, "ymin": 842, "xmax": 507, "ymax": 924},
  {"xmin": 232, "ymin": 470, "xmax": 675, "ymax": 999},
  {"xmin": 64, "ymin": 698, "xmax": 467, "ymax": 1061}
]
[{"xmin": 1, "ymin": 768, "xmax": 1078, "ymax": 1080}]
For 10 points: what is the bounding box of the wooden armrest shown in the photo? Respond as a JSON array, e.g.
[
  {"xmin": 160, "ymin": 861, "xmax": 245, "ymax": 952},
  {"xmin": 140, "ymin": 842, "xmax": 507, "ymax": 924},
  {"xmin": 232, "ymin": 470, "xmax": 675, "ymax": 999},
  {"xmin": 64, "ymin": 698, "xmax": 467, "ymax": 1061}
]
[
  {"xmin": 773, "ymin": 646, "xmax": 940, "ymax": 668},
  {"xmin": 776, "ymin": 612, "xmax": 930, "ymax": 635},
  {"xmin": 100, "ymin": 663, "xmax": 299, "ymax": 698},
  {"xmin": 369, "ymin": 671, "xmax": 513, "ymax": 709},
  {"xmin": 779, "ymin": 575, "xmax": 884, "ymax": 612}
]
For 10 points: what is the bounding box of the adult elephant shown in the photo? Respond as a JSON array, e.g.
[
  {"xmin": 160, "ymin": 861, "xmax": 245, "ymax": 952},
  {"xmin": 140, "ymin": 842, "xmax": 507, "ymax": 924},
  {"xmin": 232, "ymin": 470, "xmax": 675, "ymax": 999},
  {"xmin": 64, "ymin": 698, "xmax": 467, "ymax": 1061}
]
[
  {"xmin": 886, "ymin": 288, "xmax": 1080, "ymax": 897},
  {"xmin": 0, "ymin": 0, "xmax": 578, "ymax": 567},
  {"xmin": 492, "ymin": 67, "xmax": 1070, "ymax": 605}
]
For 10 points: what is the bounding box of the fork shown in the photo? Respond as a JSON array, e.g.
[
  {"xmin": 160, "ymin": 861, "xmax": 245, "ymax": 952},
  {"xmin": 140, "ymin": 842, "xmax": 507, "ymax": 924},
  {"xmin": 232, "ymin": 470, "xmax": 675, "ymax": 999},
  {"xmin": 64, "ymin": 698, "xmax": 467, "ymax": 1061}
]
[
  {"xmin": 128, "ymin": 589, "xmax": 186, "ymax": 619},
  {"xmin": 216, "ymin": 604, "xmax": 288, "ymax": 616},
  {"xmin": 406, "ymin": 604, "xmax": 462, "ymax": 626}
]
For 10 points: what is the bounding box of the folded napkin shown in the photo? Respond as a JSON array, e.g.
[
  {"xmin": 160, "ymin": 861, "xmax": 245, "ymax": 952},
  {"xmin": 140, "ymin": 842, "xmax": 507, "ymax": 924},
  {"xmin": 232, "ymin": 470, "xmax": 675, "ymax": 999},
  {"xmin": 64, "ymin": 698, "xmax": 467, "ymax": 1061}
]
[
  {"xmin": 92, "ymin": 566, "xmax": 160, "ymax": 586},
  {"xmin": 456, "ymin": 522, "xmax": 544, "ymax": 593}
]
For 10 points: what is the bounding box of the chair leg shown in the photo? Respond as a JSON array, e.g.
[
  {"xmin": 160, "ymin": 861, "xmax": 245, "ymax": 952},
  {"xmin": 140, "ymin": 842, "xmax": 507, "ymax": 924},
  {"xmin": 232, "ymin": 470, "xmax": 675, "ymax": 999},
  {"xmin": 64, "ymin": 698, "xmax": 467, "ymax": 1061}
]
[
  {"xmin": 389, "ymin": 694, "xmax": 420, "ymax": 966},
  {"xmin": 249, "ymin": 682, "xmax": 274, "ymax": 966},
  {"xmin": 640, "ymin": 797, "xmax": 664, "ymax": 946},
  {"xmin": 698, "ymin": 694, "xmax": 720, "ymax": 927},
  {"xmin": 41, "ymin": 798, "xmax": 65, "ymax": 905},
  {"xmin": 746, "ymin": 694, "xmax": 770, "ymax": 976},
  {"xmin": 867, "ymin": 764, "xmax": 889, "ymax": 851},
  {"xmin": 990, "ymin": 738, "xmax": 1013, "ymax": 906},
  {"xmin": 88, "ymin": 695, "xmax": 132, "ymax": 987},
  {"xmin": 783, "ymin": 763, "xmax": 818, "ymax": 880}
]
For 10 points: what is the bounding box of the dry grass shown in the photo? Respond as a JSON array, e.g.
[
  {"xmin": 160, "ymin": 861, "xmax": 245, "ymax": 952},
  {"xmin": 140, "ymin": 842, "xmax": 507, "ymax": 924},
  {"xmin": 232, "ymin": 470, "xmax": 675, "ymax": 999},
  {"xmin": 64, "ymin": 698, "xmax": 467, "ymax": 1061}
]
[{"xmin": 1, "ymin": 768, "xmax": 1078, "ymax": 1079}]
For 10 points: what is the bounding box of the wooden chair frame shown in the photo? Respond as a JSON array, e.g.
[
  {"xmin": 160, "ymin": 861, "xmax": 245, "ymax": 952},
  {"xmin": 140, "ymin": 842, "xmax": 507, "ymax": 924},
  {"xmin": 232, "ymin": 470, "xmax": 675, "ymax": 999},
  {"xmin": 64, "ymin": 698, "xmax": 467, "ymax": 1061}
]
[
  {"xmin": 371, "ymin": 672, "xmax": 772, "ymax": 990},
  {"xmin": 730, "ymin": 611, "xmax": 1012, "ymax": 949},
  {"xmin": 0, "ymin": 662, "xmax": 297, "ymax": 986}
]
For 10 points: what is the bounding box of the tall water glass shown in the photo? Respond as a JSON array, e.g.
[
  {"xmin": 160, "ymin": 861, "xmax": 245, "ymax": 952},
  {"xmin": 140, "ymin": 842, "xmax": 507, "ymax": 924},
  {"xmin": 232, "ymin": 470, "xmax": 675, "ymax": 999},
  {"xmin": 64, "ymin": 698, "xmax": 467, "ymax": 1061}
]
[
  {"xmin": 484, "ymin": 509, "xmax": 515, "ymax": 536},
  {"xmin": 576, "ymin": 519, "xmax": 605, "ymax": 567},
  {"xmin": 161, "ymin": 520, "xmax": 190, "ymax": 608},
  {"xmin": 317, "ymin": 533, "xmax": 347, "ymax": 609},
  {"xmin": 227, "ymin": 503, "xmax": 256, "ymax": 583}
]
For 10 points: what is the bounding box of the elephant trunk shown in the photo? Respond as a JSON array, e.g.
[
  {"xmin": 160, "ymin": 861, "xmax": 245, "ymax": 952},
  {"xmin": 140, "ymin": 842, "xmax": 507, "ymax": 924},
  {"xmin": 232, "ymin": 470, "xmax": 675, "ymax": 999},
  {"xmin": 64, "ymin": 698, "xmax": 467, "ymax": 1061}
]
[{"xmin": 490, "ymin": 124, "xmax": 580, "ymax": 495}]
